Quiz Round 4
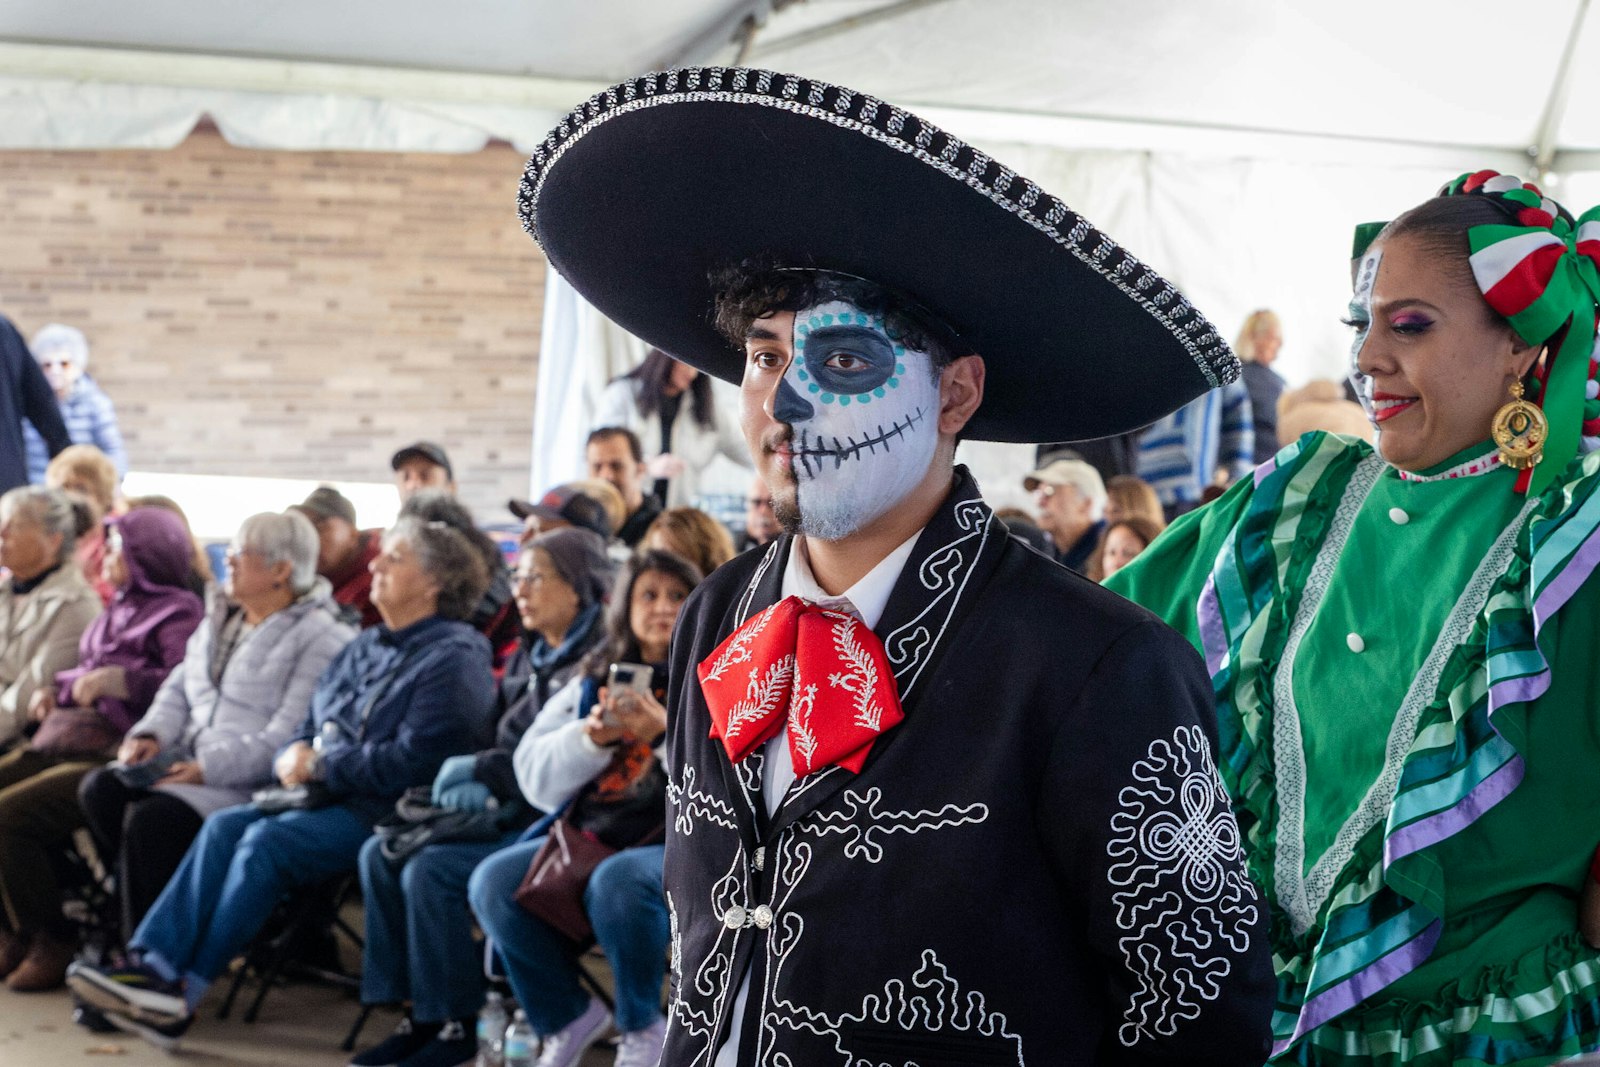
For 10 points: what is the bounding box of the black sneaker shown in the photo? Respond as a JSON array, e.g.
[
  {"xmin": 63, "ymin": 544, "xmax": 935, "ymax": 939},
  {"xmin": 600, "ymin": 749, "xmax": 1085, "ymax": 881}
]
[
  {"xmin": 349, "ymin": 1016, "xmax": 441, "ymax": 1067},
  {"xmin": 65, "ymin": 959, "xmax": 187, "ymax": 1025},
  {"xmin": 71, "ymin": 1001, "xmax": 121, "ymax": 1034},
  {"xmin": 105, "ymin": 1009, "xmax": 192, "ymax": 1052},
  {"xmin": 397, "ymin": 1020, "xmax": 479, "ymax": 1067}
]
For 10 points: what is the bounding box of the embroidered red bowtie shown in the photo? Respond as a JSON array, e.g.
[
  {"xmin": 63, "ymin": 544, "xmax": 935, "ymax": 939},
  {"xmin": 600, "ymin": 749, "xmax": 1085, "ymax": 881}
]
[{"xmin": 698, "ymin": 596, "xmax": 903, "ymax": 777}]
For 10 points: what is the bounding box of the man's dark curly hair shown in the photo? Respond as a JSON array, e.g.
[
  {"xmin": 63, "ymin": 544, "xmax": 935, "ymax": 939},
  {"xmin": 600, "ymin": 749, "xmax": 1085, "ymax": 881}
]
[{"xmin": 709, "ymin": 259, "xmax": 971, "ymax": 372}]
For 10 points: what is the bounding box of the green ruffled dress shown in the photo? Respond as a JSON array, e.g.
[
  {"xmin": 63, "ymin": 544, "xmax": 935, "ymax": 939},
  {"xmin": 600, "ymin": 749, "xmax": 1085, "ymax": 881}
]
[{"xmin": 1106, "ymin": 431, "xmax": 1600, "ymax": 1066}]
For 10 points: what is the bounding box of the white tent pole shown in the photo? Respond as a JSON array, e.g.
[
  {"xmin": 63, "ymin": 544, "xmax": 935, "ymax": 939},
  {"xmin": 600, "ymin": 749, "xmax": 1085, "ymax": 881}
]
[{"xmin": 1532, "ymin": 0, "xmax": 1592, "ymax": 181}]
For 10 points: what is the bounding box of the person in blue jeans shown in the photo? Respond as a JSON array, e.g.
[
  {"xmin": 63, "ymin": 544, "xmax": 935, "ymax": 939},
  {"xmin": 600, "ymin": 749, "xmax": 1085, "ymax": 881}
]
[
  {"xmin": 66, "ymin": 517, "xmax": 497, "ymax": 1051},
  {"xmin": 469, "ymin": 548, "xmax": 701, "ymax": 1067},
  {"xmin": 347, "ymin": 528, "xmax": 613, "ymax": 1067}
]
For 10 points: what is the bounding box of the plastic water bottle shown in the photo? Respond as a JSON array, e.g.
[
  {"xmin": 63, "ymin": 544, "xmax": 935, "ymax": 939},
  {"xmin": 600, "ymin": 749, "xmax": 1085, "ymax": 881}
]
[
  {"xmin": 475, "ymin": 991, "xmax": 508, "ymax": 1067},
  {"xmin": 502, "ymin": 1009, "xmax": 536, "ymax": 1067}
]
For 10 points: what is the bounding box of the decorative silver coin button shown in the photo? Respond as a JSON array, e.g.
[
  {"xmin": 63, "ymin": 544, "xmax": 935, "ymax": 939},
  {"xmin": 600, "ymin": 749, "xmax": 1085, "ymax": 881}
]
[
  {"xmin": 722, "ymin": 906, "xmax": 747, "ymax": 930},
  {"xmin": 751, "ymin": 905, "xmax": 774, "ymax": 930}
]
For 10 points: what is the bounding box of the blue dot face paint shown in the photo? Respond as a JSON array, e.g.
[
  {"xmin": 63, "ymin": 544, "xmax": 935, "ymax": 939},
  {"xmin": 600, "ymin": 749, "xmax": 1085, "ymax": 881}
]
[{"xmin": 778, "ymin": 298, "xmax": 942, "ymax": 540}]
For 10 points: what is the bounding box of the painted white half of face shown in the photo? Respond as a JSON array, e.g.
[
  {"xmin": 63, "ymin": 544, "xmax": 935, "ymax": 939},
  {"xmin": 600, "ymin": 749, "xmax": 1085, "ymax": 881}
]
[
  {"xmin": 1348, "ymin": 247, "xmax": 1382, "ymax": 432},
  {"xmin": 779, "ymin": 298, "xmax": 940, "ymax": 540}
]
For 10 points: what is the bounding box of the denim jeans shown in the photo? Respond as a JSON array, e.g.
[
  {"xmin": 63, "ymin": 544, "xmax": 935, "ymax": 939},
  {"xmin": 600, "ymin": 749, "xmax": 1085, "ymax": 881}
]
[
  {"xmin": 358, "ymin": 831, "xmax": 518, "ymax": 1023},
  {"xmin": 468, "ymin": 839, "xmax": 668, "ymax": 1035},
  {"xmin": 132, "ymin": 803, "xmax": 371, "ymax": 984}
]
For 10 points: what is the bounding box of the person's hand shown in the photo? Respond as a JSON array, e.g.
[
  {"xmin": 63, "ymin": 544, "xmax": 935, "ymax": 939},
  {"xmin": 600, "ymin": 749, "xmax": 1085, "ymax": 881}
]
[
  {"xmin": 436, "ymin": 781, "xmax": 492, "ymax": 812},
  {"xmin": 431, "ymin": 755, "xmax": 479, "ymax": 806},
  {"xmin": 71, "ymin": 667, "xmax": 129, "ymax": 707},
  {"xmin": 275, "ymin": 741, "xmax": 317, "ymax": 787},
  {"xmin": 27, "ymin": 687, "xmax": 55, "ymax": 724},
  {"xmin": 117, "ymin": 735, "xmax": 161, "ymax": 766},
  {"xmin": 582, "ymin": 689, "xmax": 629, "ymax": 747},
  {"xmin": 645, "ymin": 453, "xmax": 686, "ymax": 480},
  {"xmin": 607, "ymin": 685, "xmax": 668, "ymax": 746},
  {"xmin": 156, "ymin": 761, "xmax": 204, "ymax": 786}
]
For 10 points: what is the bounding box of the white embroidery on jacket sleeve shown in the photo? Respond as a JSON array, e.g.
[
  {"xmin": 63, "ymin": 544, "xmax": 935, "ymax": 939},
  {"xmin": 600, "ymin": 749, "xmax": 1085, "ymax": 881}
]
[{"xmin": 1106, "ymin": 724, "xmax": 1257, "ymax": 1047}]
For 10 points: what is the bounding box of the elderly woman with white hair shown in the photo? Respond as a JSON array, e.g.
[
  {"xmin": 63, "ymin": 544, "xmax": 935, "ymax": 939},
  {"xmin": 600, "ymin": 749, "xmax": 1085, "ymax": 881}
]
[
  {"xmin": 77, "ymin": 510, "xmax": 356, "ymax": 947},
  {"xmin": 0, "ymin": 485, "xmax": 101, "ymax": 745},
  {"xmin": 23, "ymin": 324, "xmax": 127, "ymax": 488}
]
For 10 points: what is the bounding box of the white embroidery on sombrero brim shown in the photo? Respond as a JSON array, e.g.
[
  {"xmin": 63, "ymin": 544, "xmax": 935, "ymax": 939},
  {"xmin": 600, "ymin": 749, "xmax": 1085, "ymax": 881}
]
[{"xmin": 517, "ymin": 66, "xmax": 1236, "ymax": 389}]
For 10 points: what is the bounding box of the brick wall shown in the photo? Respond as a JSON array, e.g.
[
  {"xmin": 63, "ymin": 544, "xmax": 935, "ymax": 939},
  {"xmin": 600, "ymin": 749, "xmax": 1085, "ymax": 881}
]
[{"xmin": 0, "ymin": 124, "xmax": 545, "ymax": 520}]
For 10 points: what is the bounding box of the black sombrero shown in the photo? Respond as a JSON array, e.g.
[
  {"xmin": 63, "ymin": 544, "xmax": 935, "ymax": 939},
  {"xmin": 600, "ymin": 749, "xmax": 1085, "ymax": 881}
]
[{"xmin": 518, "ymin": 67, "xmax": 1237, "ymax": 444}]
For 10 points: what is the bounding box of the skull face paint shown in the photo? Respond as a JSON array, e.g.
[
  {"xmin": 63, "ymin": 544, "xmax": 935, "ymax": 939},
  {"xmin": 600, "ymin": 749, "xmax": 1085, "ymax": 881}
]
[
  {"xmin": 1347, "ymin": 247, "xmax": 1382, "ymax": 427},
  {"xmin": 769, "ymin": 299, "xmax": 940, "ymax": 540}
]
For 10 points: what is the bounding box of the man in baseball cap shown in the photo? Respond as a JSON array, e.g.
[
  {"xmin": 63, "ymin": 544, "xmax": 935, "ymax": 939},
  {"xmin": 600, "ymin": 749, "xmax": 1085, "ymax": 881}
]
[
  {"xmin": 508, "ymin": 484, "xmax": 613, "ymax": 545},
  {"xmin": 390, "ymin": 441, "xmax": 455, "ymax": 502},
  {"xmin": 1023, "ymin": 457, "xmax": 1107, "ymax": 574},
  {"xmin": 289, "ymin": 486, "xmax": 381, "ymax": 627}
]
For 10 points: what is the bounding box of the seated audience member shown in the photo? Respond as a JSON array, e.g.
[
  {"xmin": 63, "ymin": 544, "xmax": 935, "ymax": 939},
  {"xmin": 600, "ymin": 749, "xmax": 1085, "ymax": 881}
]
[
  {"xmin": 391, "ymin": 441, "xmax": 456, "ymax": 502},
  {"xmin": 469, "ymin": 550, "xmax": 702, "ymax": 1067},
  {"xmin": 510, "ymin": 484, "xmax": 614, "ymax": 547},
  {"xmin": 24, "ymin": 324, "xmax": 129, "ymax": 486},
  {"xmin": 993, "ymin": 506, "xmax": 1055, "ymax": 556},
  {"xmin": 46, "ymin": 445, "xmax": 120, "ymax": 604},
  {"xmin": 1022, "ymin": 457, "xmax": 1106, "ymax": 574},
  {"xmin": 0, "ymin": 507, "xmax": 201, "ymax": 990},
  {"xmin": 402, "ymin": 490, "xmax": 520, "ymax": 676},
  {"xmin": 741, "ymin": 473, "xmax": 778, "ymax": 550},
  {"xmin": 642, "ymin": 506, "xmax": 736, "ymax": 578},
  {"xmin": 1100, "ymin": 474, "xmax": 1166, "ymax": 530},
  {"xmin": 348, "ymin": 527, "xmax": 613, "ymax": 1067},
  {"xmin": 123, "ymin": 495, "xmax": 214, "ymax": 599},
  {"xmin": 291, "ymin": 486, "xmax": 381, "ymax": 628},
  {"xmin": 79, "ymin": 511, "xmax": 353, "ymax": 945},
  {"xmin": 586, "ymin": 427, "xmax": 662, "ymax": 547},
  {"xmin": 67, "ymin": 517, "xmax": 496, "ymax": 1049},
  {"xmin": 1092, "ymin": 516, "xmax": 1165, "ymax": 582},
  {"xmin": 0, "ymin": 487, "xmax": 101, "ymax": 747},
  {"xmin": 1277, "ymin": 379, "xmax": 1375, "ymax": 446}
]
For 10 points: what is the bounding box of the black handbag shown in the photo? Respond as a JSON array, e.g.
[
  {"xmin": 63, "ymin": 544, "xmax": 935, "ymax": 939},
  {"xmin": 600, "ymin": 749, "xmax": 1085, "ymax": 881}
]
[{"xmin": 251, "ymin": 781, "xmax": 333, "ymax": 814}]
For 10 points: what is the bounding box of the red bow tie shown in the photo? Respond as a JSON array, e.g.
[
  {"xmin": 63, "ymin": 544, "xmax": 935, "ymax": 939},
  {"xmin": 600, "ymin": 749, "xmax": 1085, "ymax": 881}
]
[{"xmin": 698, "ymin": 596, "xmax": 903, "ymax": 777}]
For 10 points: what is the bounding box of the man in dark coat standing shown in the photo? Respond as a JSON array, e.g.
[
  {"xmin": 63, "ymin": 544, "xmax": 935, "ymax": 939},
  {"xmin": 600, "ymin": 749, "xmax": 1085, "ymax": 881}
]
[
  {"xmin": 0, "ymin": 316, "xmax": 70, "ymax": 492},
  {"xmin": 514, "ymin": 66, "xmax": 1274, "ymax": 1066}
]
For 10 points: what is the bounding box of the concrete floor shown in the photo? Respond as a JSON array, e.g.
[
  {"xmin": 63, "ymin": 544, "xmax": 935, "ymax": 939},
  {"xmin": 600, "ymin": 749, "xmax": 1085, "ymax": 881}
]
[{"xmin": 0, "ymin": 980, "xmax": 619, "ymax": 1065}]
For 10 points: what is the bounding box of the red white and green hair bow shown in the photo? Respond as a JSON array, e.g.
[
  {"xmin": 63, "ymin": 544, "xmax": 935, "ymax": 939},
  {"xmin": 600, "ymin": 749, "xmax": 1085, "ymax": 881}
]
[{"xmin": 1443, "ymin": 170, "xmax": 1600, "ymax": 496}]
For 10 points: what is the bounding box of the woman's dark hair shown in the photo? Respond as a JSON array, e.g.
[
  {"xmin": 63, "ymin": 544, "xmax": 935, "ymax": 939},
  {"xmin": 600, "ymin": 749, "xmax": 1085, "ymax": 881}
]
[
  {"xmin": 710, "ymin": 259, "xmax": 972, "ymax": 373},
  {"xmin": 623, "ymin": 348, "xmax": 715, "ymax": 430},
  {"xmin": 1089, "ymin": 515, "xmax": 1165, "ymax": 582},
  {"xmin": 580, "ymin": 548, "xmax": 704, "ymax": 677}
]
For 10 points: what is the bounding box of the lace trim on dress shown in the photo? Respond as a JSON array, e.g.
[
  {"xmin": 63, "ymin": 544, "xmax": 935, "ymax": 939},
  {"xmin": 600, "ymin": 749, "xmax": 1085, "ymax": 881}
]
[{"xmin": 1272, "ymin": 454, "xmax": 1536, "ymax": 935}]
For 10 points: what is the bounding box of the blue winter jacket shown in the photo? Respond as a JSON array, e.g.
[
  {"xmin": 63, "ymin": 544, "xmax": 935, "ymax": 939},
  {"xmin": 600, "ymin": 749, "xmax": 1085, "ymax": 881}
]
[{"xmin": 287, "ymin": 614, "xmax": 495, "ymax": 824}]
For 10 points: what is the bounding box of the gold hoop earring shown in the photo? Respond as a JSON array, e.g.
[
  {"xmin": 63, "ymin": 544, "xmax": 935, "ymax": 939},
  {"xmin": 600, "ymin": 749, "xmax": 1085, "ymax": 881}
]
[{"xmin": 1491, "ymin": 379, "xmax": 1547, "ymax": 470}]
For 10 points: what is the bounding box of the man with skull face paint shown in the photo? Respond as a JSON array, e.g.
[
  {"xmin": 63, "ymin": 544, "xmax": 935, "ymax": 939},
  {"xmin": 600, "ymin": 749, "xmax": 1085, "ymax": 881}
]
[{"xmin": 516, "ymin": 68, "xmax": 1273, "ymax": 1066}]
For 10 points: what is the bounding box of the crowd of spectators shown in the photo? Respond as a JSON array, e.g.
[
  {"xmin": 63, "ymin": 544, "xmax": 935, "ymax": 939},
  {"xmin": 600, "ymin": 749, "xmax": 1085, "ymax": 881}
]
[{"xmin": 0, "ymin": 308, "xmax": 1370, "ymax": 1066}]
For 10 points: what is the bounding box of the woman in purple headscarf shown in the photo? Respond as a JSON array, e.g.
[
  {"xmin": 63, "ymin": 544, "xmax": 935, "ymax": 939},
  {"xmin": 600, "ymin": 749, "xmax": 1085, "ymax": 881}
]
[{"xmin": 0, "ymin": 506, "xmax": 202, "ymax": 992}]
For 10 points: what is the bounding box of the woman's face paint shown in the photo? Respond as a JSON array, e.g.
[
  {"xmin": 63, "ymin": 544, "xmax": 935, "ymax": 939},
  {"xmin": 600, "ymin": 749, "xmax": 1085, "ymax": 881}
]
[
  {"xmin": 1346, "ymin": 248, "xmax": 1381, "ymax": 425},
  {"xmin": 740, "ymin": 298, "xmax": 940, "ymax": 541}
]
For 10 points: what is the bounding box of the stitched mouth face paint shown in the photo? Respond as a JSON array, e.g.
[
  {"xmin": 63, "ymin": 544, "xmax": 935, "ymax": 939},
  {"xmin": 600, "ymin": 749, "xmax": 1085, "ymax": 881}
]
[
  {"xmin": 1347, "ymin": 247, "xmax": 1382, "ymax": 426},
  {"xmin": 778, "ymin": 298, "xmax": 940, "ymax": 540}
]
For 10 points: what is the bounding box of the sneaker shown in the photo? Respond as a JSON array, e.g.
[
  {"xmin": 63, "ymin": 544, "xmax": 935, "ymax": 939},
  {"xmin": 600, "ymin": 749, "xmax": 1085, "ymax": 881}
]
[
  {"xmin": 535, "ymin": 998, "xmax": 612, "ymax": 1067},
  {"xmin": 614, "ymin": 1018, "xmax": 666, "ymax": 1067},
  {"xmin": 105, "ymin": 1008, "xmax": 192, "ymax": 1052},
  {"xmin": 397, "ymin": 1019, "xmax": 477, "ymax": 1067},
  {"xmin": 65, "ymin": 959, "xmax": 187, "ymax": 1025},
  {"xmin": 71, "ymin": 1001, "xmax": 122, "ymax": 1034},
  {"xmin": 350, "ymin": 1015, "xmax": 441, "ymax": 1067}
]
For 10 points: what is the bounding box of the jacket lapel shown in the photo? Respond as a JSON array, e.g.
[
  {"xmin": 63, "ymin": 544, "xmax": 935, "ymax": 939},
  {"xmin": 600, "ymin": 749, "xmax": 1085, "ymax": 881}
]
[
  {"xmin": 766, "ymin": 468, "xmax": 1005, "ymax": 839},
  {"xmin": 707, "ymin": 537, "xmax": 789, "ymax": 846}
]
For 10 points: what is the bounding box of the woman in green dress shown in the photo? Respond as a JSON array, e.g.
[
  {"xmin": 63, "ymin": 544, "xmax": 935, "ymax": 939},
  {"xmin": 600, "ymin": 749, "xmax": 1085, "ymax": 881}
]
[{"xmin": 1107, "ymin": 171, "xmax": 1600, "ymax": 1066}]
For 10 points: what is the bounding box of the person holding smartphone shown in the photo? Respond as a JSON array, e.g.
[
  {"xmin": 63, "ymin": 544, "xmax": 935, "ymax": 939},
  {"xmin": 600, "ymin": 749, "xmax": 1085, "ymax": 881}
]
[{"xmin": 468, "ymin": 548, "xmax": 703, "ymax": 1067}]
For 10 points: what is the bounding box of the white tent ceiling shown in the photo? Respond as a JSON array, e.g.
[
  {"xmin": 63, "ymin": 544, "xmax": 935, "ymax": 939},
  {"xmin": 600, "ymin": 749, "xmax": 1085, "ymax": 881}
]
[{"xmin": 4, "ymin": 0, "xmax": 1598, "ymax": 439}]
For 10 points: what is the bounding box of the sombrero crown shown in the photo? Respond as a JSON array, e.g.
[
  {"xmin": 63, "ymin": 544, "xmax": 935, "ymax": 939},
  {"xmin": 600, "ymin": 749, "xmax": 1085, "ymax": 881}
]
[{"xmin": 518, "ymin": 66, "xmax": 1238, "ymax": 444}]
